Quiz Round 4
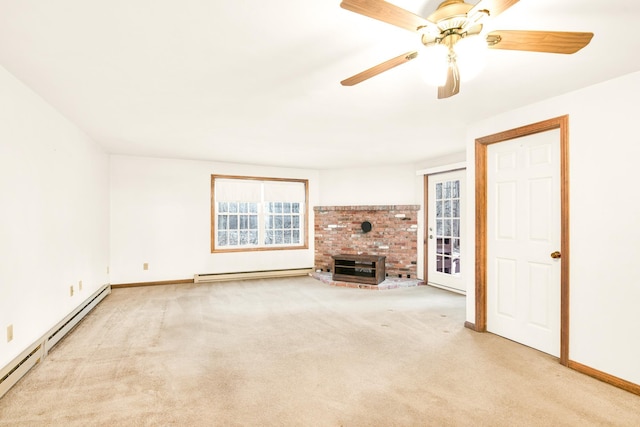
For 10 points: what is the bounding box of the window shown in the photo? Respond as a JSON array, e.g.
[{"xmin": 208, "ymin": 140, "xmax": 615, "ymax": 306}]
[{"xmin": 211, "ymin": 175, "xmax": 308, "ymax": 252}]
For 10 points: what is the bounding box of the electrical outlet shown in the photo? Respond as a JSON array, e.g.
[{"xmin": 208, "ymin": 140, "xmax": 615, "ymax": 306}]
[
  {"xmin": 79, "ymin": 280, "xmax": 83, "ymax": 291},
  {"xmin": 143, "ymin": 263, "xmax": 149, "ymax": 270},
  {"xmin": 70, "ymin": 285, "xmax": 74, "ymax": 297},
  {"xmin": 7, "ymin": 324, "xmax": 13, "ymax": 343}
]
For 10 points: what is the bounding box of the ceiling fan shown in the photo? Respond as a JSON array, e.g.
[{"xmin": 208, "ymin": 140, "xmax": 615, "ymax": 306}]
[{"xmin": 340, "ymin": 0, "xmax": 594, "ymax": 98}]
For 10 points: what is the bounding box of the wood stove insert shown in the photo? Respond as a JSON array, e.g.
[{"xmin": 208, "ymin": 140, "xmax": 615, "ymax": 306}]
[{"xmin": 332, "ymin": 254, "xmax": 386, "ymax": 285}]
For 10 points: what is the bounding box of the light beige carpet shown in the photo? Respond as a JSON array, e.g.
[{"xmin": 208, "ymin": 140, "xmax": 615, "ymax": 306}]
[{"xmin": 0, "ymin": 277, "xmax": 638, "ymax": 426}]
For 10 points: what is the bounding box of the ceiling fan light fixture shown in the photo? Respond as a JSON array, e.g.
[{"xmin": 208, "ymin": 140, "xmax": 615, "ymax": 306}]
[
  {"xmin": 420, "ymin": 43, "xmax": 449, "ymax": 86},
  {"xmin": 454, "ymin": 33, "xmax": 488, "ymax": 82},
  {"xmin": 339, "ymin": 0, "xmax": 594, "ymax": 98}
]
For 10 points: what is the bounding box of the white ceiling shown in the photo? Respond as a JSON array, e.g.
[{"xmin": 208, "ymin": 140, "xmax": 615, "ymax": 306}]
[{"xmin": 1, "ymin": 0, "xmax": 639, "ymax": 169}]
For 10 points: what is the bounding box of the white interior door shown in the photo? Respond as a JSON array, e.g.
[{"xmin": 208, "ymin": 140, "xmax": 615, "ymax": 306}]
[
  {"xmin": 427, "ymin": 170, "xmax": 466, "ymax": 293},
  {"xmin": 487, "ymin": 130, "xmax": 561, "ymax": 356}
]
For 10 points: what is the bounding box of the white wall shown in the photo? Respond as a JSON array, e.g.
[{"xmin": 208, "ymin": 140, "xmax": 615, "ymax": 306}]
[
  {"xmin": 465, "ymin": 71, "xmax": 640, "ymax": 385},
  {"xmin": 109, "ymin": 156, "xmax": 320, "ymax": 284},
  {"xmin": 318, "ymin": 164, "xmax": 421, "ymax": 206},
  {"xmin": 110, "ymin": 161, "xmax": 428, "ymax": 284},
  {"xmin": 0, "ymin": 66, "xmax": 110, "ymax": 368}
]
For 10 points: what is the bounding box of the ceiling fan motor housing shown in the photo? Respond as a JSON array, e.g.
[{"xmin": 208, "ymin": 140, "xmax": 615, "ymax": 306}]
[{"xmin": 422, "ymin": 0, "xmax": 483, "ymax": 49}]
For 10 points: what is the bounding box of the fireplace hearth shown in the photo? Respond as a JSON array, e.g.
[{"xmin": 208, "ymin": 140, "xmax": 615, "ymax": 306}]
[{"xmin": 311, "ymin": 271, "xmax": 424, "ymax": 290}]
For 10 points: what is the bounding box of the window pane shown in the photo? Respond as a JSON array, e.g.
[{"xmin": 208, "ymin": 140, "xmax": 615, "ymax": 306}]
[
  {"xmin": 265, "ymin": 230, "xmax": 274, "ymax": 245},
  {"xmin": 444, "ymin": 219, "xmax": 451, "ymax": 236},
  {"xmin": 229, "ymin": 231, "xmax": 238, "ymax": 245},
  {"xmin": 239, "ymin": 231, "xmax": 249, "ymax": 245},
  {"xmin": 436, "ymin": 219, "xmax": 443, "ymax": 236},
  {"xmin": 249, "ymin": 203, "xmax": 258, "ymax": 213},
  {"xmin": 249, "ymin": 231, "xmax": 259, "ymax": 245},
  {"xmin": 292, "ymin": 230, "xmax": 300, "ymax": 243},
  {"xmin": 274, "ymin": 215, "xmax": 283, "ymax": 229},
  {"xmin": 453, "ymin": 219, "xmax": 460, "ymax": 237},
  {"xmin": 229, "ymin": 202, "xmax": 238, "ymax": 213},
  {"xmin": 284, "ymin": 230, "xmax": 292, "ymax": 244},
  {"xmin": 229, "ymin": 215, "xmax": 238, "ymax": 230},
  {"xmin": 283, "ymin": 215, "xmax": 292, "ymax": 229},
  {"xmin": 444, "ymin": 200, "xmax": 451, "ymax": 217},
  {"xmin": 436, "ymin": 183, "xmax": 442, "ymax": 199},
  {"xmin": 239, "ymin": 215, "xmax": 247, "ymax": 229},
  {"xmin": 436, "ymin": 201, "xmax": 442, "ymax": 218},
  {"xmin": 250, "ymin": 215, "xmax": 258, "ymax": 229},
  {"xmin": 217, "ymin": 231, "xmax": 227, "ymax": 246},
  {"xmin": 292, "ymin": 203, "xmax": 300, "ymax": 213},
  {"xmin": 274, "ymin": 230, "xmax": 284, "ymax": 244},
  {"xmin": 283, "ymin": 202, "xmax": 291, "ymax": 213},
  {"xmin": 239, "ymin": 202, "xmax": 248, "ymax": 213},
  {"xmin": 218, "ymin": 202, "xmax": 228, "ymax": 213},
  {"xmin": 218, "ymin": 215, "xmax": 228, "ymax": 229},
  {"xmin": 292, "ymin": 216, "xmax": 299, "ymax": 228},
  {"xmin": 452, "ymin": 199, "xmax": 460, "ymax": 217}
]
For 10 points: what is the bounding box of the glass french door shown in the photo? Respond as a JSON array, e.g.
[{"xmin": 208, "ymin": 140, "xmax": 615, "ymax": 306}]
[{"xmin": 427, "ymin": 169, "xmax": 466, "ymax": 293}]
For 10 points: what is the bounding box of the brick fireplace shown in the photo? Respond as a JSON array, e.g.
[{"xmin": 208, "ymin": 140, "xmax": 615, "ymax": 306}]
[{"xmin": 313, "ymin": 205, "xmax": 420, "ymax": 279}]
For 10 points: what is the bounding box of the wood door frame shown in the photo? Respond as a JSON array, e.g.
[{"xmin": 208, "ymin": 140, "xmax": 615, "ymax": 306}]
[{"xmin": 473, "ymin": 115, "xmax": 570, "ymax": 366}]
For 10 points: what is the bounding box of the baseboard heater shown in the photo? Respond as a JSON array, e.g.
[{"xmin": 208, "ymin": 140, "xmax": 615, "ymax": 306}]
[
  {"xmin": 44, "ymin": 284, "xmax": 111, "ymax": 355},
  {"xmin": 0, "ymin": 283, "xmax": 111, "ymax": 399},
  {"xmin": 194, "ymin": 267, "xmax": 314, "ymax": 283}
]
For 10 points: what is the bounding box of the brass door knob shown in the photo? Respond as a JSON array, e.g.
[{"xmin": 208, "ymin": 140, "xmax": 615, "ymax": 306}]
[{"xmin": 550, "ymin": 251, "xmax": 562, "ymax": 259}]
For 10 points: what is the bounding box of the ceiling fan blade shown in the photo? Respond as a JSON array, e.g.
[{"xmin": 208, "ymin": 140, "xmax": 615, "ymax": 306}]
[
  {"xmin": 468, "ymin": 0, "xmax": 520, "ymax": 21},
  {"xmin": 341, "ymin": 51, "xmax": 418, "ymax": 86},
  {"xmin": 340, "ymin": 0, "xmax": 437, "ymax": 33},
  {"xmin": 438, "ymin": 63, "xmax": 460, "ymax": 99},
  {"xmin": 487, "ymin": 30, "xmax": 594, "ymax": 54}
]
